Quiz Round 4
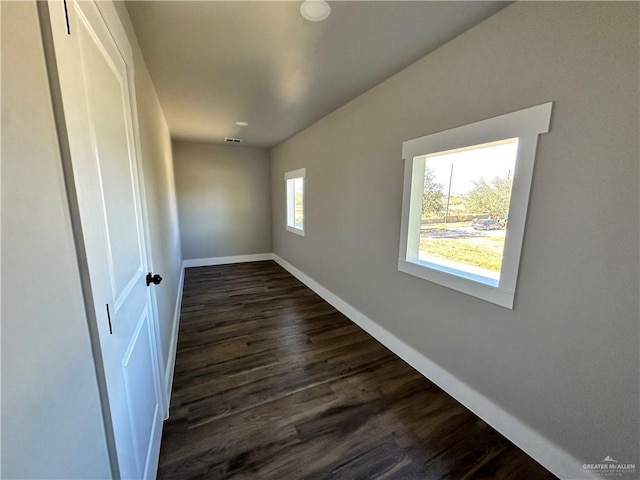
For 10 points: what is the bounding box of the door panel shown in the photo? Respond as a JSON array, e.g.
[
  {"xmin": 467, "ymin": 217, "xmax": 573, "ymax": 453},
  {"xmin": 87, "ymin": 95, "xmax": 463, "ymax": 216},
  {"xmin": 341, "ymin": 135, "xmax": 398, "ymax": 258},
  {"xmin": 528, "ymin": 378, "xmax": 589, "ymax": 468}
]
[
  {"xmin": 122, "ymin": 307, "xmax": 161, "ymax": 479},
  {"xmin": 78, "ymin": 19, "xmax": 145, "ymax": 300},
  {"xmin": 47, "ymin": 1, "xmax": 164, "ymax": 478}
]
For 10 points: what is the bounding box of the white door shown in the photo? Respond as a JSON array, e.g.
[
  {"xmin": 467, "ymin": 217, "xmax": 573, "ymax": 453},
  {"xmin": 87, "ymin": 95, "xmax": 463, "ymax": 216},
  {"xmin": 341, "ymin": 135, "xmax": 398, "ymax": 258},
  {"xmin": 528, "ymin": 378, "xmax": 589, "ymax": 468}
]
[{"xmin": 47, "ymin": 1, "xmax": 164, "ymax": 478}]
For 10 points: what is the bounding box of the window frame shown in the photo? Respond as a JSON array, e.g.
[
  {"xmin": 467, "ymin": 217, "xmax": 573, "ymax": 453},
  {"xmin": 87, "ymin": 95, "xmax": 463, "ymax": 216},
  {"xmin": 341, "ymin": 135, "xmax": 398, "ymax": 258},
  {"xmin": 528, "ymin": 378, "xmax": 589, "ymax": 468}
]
[
  {"xmin": 285, "ymin": 168, "xmax": 306, "ymax": 236},
  {"xmin": 398, "ymin": 103, "xmax": 553, "ymax": 309}
]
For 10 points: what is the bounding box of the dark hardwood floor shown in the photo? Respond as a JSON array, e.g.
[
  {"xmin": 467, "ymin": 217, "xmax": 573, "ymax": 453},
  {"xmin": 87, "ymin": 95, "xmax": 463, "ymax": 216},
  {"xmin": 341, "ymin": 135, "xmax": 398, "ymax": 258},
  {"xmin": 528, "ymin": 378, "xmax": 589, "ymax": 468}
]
[{"xmin": 158, "ymin": 261, "xmax": 557, "ymax": 480}]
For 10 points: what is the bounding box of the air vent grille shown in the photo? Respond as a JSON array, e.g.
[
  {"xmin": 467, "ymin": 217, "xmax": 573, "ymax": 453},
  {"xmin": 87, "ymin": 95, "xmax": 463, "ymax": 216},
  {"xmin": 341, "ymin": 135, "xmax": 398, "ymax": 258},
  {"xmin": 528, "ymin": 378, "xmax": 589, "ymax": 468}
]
[{"xmin": 224, "ymin": 137, "xmax": 243, "ymax": 144}]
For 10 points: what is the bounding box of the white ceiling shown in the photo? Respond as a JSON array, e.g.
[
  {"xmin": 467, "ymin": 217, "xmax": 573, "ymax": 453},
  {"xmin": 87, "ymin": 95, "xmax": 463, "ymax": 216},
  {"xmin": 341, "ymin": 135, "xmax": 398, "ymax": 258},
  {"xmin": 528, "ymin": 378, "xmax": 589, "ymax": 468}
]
[{"xmin": 126, "ymin": 1, "xmax": 507, "ymax": 148}]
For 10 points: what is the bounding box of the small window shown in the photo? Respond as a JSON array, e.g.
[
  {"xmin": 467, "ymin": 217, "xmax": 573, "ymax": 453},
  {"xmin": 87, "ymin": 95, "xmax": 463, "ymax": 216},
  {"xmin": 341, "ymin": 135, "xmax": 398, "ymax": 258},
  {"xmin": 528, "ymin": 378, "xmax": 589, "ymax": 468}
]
[
  {"xmin": 285, "ymin": 168, "xmax": 305, "ymax": 236},
  {"xmin": 398, "ymin": 103, "xmax": 553, "ymax": 308}
]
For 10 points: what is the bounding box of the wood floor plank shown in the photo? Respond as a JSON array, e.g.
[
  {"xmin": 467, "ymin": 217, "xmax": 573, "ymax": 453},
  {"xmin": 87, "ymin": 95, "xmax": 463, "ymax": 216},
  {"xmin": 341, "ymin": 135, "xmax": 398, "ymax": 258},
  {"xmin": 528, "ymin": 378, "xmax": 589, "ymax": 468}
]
[{"xmin": 158, "ymin": 261, "xmax": 557, "ymax": 479}]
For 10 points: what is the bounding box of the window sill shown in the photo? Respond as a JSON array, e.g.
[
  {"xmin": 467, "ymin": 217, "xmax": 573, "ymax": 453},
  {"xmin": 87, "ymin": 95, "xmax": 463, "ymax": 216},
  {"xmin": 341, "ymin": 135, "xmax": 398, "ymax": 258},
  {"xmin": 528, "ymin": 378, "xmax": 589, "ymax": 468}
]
[
  {"xmin": 397, "ymin": 258, "xmax": 515, "ymax": 308},
  {"xmin": 286, "ymin": 225, "xmax": 305, "ymax": 236}
]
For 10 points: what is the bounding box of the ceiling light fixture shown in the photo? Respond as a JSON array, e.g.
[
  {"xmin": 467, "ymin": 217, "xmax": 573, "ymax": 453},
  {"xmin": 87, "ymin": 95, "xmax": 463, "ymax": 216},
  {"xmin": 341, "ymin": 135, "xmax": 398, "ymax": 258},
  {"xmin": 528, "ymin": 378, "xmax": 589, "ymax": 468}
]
[
  {"xmin": 300, "ymin": 0, "xmax": 331, "ymax": 22},
  {"xmin": 235, "ymin": 121, "xmax": 248, "ymax": 127}
]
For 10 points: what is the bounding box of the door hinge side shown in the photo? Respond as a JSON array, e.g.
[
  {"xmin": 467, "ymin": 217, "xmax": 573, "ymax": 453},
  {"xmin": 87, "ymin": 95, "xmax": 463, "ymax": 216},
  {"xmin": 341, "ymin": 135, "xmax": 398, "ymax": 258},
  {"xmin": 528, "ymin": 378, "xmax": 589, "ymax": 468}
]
[
  {"xmin": 63, "ymin": 0, "xmax": 71, "ymax": 35},
  {"xmin": 106, "ymin": 304, "xmax": 113, "ymax": 335}
]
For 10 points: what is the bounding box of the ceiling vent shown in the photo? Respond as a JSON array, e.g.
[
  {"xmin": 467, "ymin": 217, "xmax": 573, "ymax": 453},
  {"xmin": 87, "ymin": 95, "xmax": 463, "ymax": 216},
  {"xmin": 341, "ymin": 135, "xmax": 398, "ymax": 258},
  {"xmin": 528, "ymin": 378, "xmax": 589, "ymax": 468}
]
[{"xmin": 224, "ymin": 137, "xmax": 243, "ymax": 144}]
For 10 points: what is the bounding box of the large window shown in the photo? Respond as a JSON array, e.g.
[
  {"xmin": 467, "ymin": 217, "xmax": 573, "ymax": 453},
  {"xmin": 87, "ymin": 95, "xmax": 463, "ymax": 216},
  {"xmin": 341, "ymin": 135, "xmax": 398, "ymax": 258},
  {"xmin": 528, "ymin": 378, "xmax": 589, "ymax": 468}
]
[
  {"xmin": 398, "ymin": 103, "xmax": 552, "ymax": 308},
  {"xmin": 285, "ymin": 168, "xmax": 305, "ymax": 236}
]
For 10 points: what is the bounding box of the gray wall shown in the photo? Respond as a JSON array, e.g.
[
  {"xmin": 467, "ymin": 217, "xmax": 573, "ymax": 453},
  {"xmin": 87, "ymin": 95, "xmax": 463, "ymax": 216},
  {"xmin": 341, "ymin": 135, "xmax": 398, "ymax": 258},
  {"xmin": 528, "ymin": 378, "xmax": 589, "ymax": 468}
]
[
  {"xmin": 114, "ymin": 1, "xmax": 182, "ymax": 382},
  {"xmin": 173, "ymin": 142, "xmax": 272, "ymax": 260},
  {"xmin": 1, "ymin": 2, "xmax": 111, "ymax": 477},
  {"xmin": 271, "ymin": 1, "xmax": 639, "ymax": 468}
]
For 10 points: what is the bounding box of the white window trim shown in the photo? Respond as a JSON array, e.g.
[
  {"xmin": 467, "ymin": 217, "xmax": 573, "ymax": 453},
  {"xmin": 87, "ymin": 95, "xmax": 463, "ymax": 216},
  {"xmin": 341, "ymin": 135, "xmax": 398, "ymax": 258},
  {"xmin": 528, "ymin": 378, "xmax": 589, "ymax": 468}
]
[
  {"xmin": 398, "ymin": 102, "xmax": 553, "ymax": 309},
  {"xmin": 285, "ymin": 168, "xmax": 305, "ymax": 236}
]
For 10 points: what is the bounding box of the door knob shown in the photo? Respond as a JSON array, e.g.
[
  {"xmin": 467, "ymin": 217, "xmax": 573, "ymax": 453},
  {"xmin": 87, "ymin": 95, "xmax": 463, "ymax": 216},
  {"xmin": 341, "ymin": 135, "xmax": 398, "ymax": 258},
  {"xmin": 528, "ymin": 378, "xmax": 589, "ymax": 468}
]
[{"xmin": 146, "ymin": 272, "xmax": 163, "ymax": 286}]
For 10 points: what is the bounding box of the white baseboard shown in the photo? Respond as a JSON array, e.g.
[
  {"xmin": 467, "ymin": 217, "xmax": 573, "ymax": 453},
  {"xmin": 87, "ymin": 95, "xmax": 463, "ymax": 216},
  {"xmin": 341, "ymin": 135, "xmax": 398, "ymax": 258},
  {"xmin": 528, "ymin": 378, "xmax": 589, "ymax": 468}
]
[
  {"xmin": 182, "ymin": 253, "xmax": 274, "ymax": 268},
  {"xmin": 272, "ymin": 254, "xmax": 594, "ymax": 480},
  {"xmin": 163, "ymin": 265, "xmax": 185, "ymax": 418}
]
